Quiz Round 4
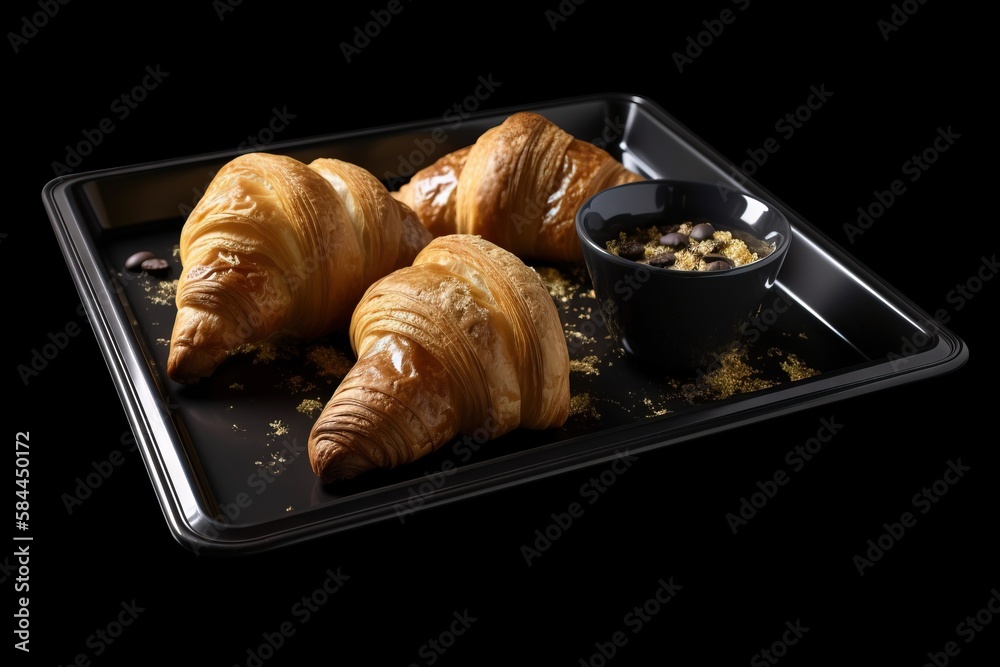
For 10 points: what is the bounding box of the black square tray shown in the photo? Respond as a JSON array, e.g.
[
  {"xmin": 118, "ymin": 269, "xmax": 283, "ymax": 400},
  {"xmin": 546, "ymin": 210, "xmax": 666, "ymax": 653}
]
[{"xmin": 41, "ymin": 93, "xmax": 968, "ymax": 555}]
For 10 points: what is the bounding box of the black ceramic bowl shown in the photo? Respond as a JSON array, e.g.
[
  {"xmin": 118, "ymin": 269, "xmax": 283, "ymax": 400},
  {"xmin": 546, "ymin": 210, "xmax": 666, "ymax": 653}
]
[{"xmin": 576, "ymin": 179, "xmax": 792, "ymax": 374}]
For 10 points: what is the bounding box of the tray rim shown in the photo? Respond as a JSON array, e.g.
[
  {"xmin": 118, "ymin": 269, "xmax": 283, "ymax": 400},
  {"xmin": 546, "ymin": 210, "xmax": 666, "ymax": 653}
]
[{"xmin": 41, "ymin": 92, "xmax": 969, "ymax": 556}]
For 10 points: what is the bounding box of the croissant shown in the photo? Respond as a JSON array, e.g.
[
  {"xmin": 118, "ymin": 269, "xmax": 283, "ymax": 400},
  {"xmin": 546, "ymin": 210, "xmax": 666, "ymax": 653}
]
[
  {"xmin": 391, "ymin": 111, "xmax": 644, "ymax": 263},
  {"xmin": 308, "ymin": 234, "xmax": 571, "ymax": 483},
  {"xmin": 168, "ymin": 152, "xmax": 432, "ymax": 384}
]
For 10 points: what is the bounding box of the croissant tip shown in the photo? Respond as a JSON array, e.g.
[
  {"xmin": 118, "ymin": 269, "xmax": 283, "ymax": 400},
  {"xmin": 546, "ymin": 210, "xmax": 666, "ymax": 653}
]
[
  {"xmin": 310, "ymin": 437, "xmax": 375, "ymax": 484},
  {"xmin": 167, "ymin": 343, "xmax": 227, "ymax": 385}
]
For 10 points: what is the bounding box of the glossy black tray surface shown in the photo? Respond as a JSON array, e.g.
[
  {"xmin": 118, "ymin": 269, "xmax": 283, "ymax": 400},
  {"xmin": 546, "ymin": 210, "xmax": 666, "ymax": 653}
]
[{"xmin": 42, "ymin": 94, "xmax": 967, "ymax": 555}]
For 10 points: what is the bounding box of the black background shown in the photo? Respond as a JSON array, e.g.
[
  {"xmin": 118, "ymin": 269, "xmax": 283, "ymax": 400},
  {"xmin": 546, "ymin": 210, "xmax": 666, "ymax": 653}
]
[{"xmin": 7, "ymin": 1, "xmax": 996, "ymax": 665}]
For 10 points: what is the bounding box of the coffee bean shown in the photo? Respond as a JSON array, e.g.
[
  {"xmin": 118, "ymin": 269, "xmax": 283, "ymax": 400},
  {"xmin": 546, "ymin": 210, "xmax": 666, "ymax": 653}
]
[
  {"xmin": 647, "ymin": 252, "xmax": 676, "ymax": 268},
  {"xmin": 690, "ymin": 222, "xmax": 716, "ymax": 241},
  {"xmin": 619, "ymin": 240, "xmax": 646, "ymax": 260},
  {"xmin": 703, "ymin": 253, "xmax": 735, "ymax": 267},
  {"xmin": 703, "ymin": 254, "xmax": 734, "ymax": 271},
  {"xmin": 125, "ymin": 251, "xmax": 156, "ymax": 272},
  {"xmin": 140, "ymin": 258, "xmax": 171, "ymax": 276},
  {"xmin": 659, "ymin": 232, "xmax": 689, "ymax": 247}
]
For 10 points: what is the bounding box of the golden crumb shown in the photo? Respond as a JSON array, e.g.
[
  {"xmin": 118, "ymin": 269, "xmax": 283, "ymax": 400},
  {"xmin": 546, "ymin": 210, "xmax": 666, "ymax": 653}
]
[
  {"xmin": 535, "ymin": 266, "xmax": 579, "ymax": 303},
  {"xmin": 229, "ymin": 383, "xmax": 244, "ymax": 391},
  {"xmin": 281, "ymin": 375, "xmax": 317, "ymax": 393},
  {"xmin": 235, "ymin": 334, "xmax": 301, "ymax": 365},
  {"xmin": 566, "ymin": 329, "xmax": 597, "ymax": 346},
  {"xmin": 569, "ymin": 392, "xmax": 600, "ymax": 421},
  {"xmin": 253, "ymin": 341, "xmax": 279, "ymax": 363},
  {"xmin": 296, "ymin": 399, "xmax": 324, "ymax": 416},
  {"xmin": 143, "ymin": 277, "xmax": 178, "ymax": 306},
  {"xmin": 702, "ymin": 350, "xmax": 774, "ymax": 400},
  {"xmin": 781, "ymin": 353, "xmax": 821, "ymax": 381},
  {"xmin": 269, "ymin": 420, "xmax": 290, "ymax": 437},
  {"xmin": 570, "ymin": 356, "xmax": 601, "ymax": 375},
  {"xmin": 642, "ymin": 396, "xmax": 671, "ymax": 417},
  {"xmin": 306, "ymin": 345, "xmax": 355, "ymax": 379},
  {"xmin": 257, "ymin": 449, "xmax": 293, "ymax": 477},
  {"xmin": 676, "ymin": 347, "xmax": 776, "ymax": 402}
]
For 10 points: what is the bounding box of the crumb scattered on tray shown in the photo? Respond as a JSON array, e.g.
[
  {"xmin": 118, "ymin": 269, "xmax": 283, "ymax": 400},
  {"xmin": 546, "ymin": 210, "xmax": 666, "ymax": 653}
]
[
  {"xmin": 536, "ymin": 265, "xmax": 588, "ymax": 303},
  {"xmin": 570, "ymin": 355, "xmax": 600, "ymax": 376},
  {"xmin": 296, "ymin": 399, "xmax": 324, "ymax": 416},
  {"xmin": 233, "ymin": 333, "xmax": 304, "ymax": 366},
  {"xmin": 142, "ymin": 277, "xmax": 178, "ymax": 306},
  {"xmin": 307, "ymin": 344, "xmax": 354, "ymax": 379},
  {"xmin": 642, "ymin": 396, "xmax": 671, "ymax": 418},
  {"xmin": 781, "ymin": 353, "xmax": 821, "ymax": 381},
  {"xmin": 281, "ymin": 375, "xmax": 318, "ymax": 393},
  {"xmin": 569, "ymin": 392, "xmax": 600, "ymax": 421}
]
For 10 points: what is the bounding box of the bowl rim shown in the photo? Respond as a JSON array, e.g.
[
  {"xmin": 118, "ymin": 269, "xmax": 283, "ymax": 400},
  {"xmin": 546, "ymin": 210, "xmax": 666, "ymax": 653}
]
[{"xmin": 575, "ymin": 178, "xmax": 791, "ymax": 277}]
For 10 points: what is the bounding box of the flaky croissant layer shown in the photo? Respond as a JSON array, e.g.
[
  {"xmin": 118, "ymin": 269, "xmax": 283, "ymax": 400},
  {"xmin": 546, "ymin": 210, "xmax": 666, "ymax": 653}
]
[
  {"xmin": 391, "ymin": 111, "xmax": 644, "ymax": 263},
  {"xmin": 167, "ymin": 152, "xmax": 431, "ymax": 384},
  {"xmin": 308, "ymin": 234, "xmax": 571, "ymax": 483}
]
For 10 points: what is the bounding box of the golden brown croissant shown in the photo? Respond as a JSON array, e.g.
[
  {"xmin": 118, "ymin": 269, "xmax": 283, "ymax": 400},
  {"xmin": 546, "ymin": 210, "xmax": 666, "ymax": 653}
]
[
  {"xmin": 308, "ymin": 234, "xmax": 571, "ymax": 483},
  {"xmin": 168, "ymin": 152, "xmax": 432, "ymax": 384},
  {"xmin": 391, "ymin": 111, "xmax": 644, "ymax": 263}
]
